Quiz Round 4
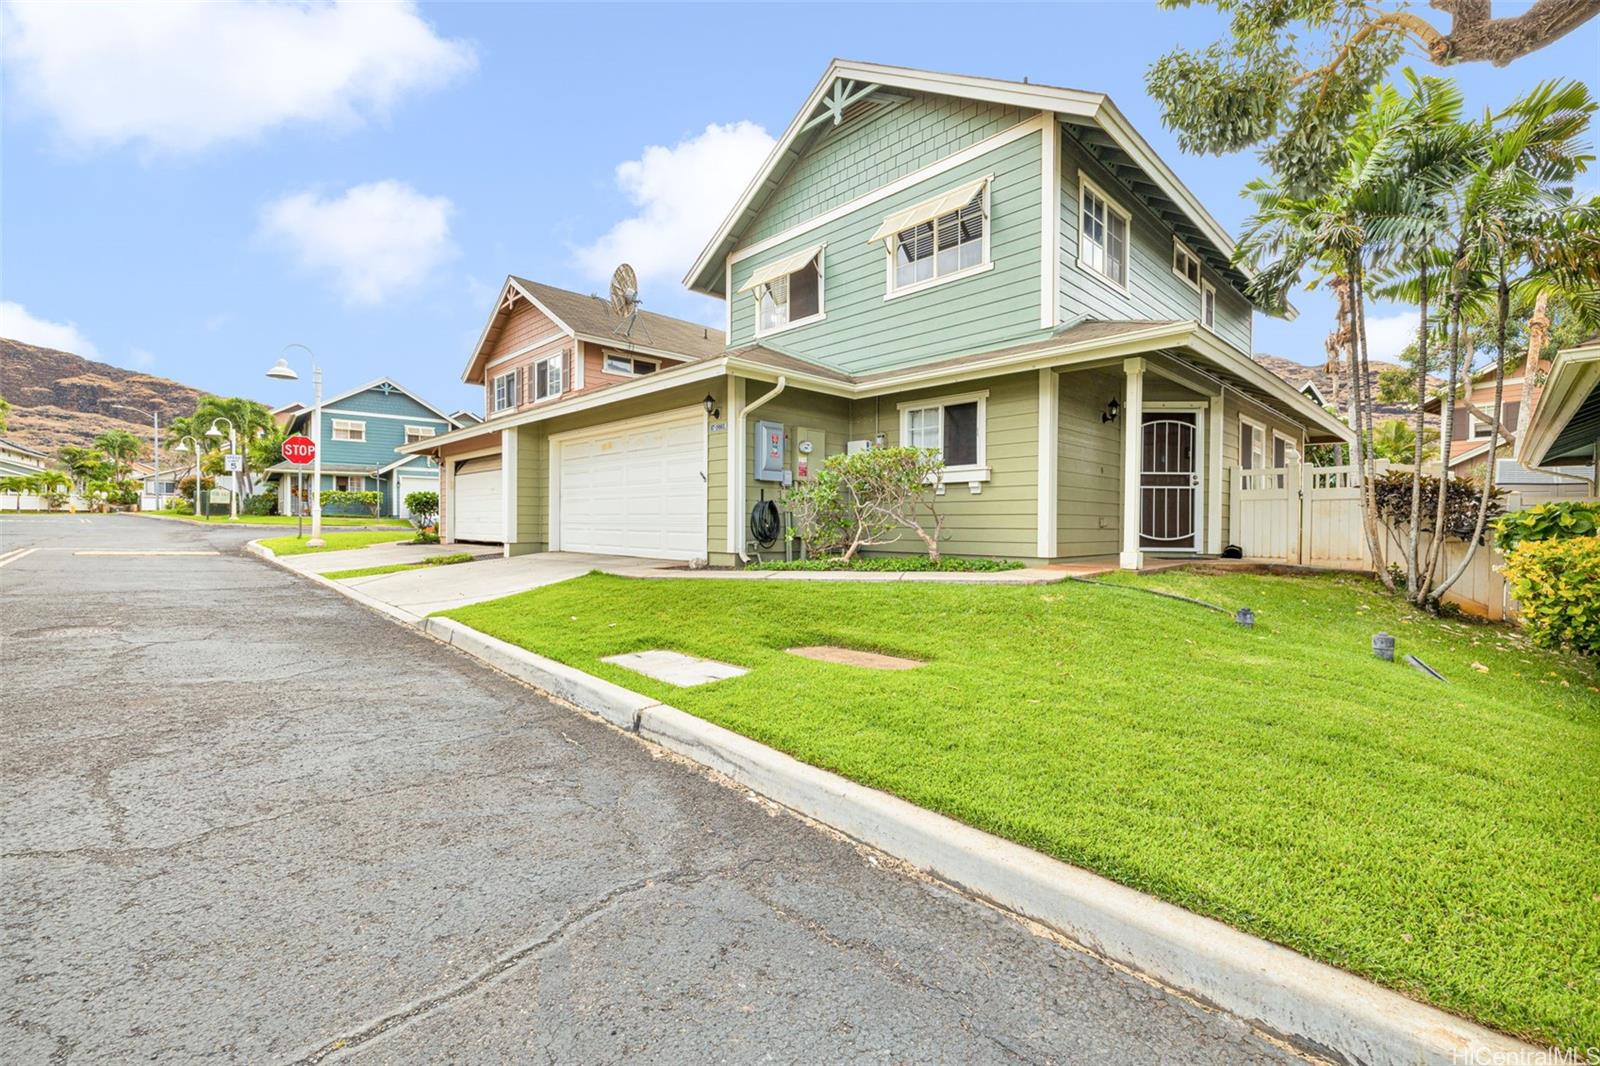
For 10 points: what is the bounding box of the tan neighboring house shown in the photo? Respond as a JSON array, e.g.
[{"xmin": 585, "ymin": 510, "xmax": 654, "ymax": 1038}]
[{"xmin": 412, "ymin": 277, "xmax": 724, "ymax": 548}]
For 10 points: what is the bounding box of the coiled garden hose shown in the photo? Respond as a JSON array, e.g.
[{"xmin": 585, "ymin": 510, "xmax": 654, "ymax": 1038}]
[{"xmin": 749, "ymin": 499, "xmax": 782, "ymax": 549}]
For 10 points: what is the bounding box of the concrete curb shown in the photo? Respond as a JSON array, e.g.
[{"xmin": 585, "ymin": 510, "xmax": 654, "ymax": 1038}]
[
  {"xmin": 247, "ymin": 539, "xmax": 424, "ymax": 627},
  {"xmin": 259, "ymin": 546, "xmax": 1540, "ymax": 1064}
]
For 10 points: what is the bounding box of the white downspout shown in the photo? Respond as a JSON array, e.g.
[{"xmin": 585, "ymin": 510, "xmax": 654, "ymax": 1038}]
[{"xmin": 736, "ymin": 376, "xmax": 787, "ymax": 564}]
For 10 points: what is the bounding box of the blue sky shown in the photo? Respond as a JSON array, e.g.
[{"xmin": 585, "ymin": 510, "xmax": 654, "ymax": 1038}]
[{"xmin": 4, "ymin": 2, "xmax": 1597, "ymax": 416}]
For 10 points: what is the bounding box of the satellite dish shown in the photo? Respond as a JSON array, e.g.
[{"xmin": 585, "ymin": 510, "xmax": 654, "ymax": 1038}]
[{"xmin": 609, "ymin": 263, "xmax": 641, "ymax": 336}]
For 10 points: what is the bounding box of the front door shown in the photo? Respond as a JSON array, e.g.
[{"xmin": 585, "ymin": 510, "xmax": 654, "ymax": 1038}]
[{"xmin": 1140, "ymin": 412, "xmax": 1200, "ymax": 551}]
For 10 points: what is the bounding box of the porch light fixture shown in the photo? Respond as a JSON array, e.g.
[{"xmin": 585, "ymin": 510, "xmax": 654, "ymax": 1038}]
[
  {"xmin": 1102, "ymin": 399, "xmax": 1120, "ymax": 424},
  {"xmin": 703, "ymin": 394, "xmax": 720, "ymax": 419}
]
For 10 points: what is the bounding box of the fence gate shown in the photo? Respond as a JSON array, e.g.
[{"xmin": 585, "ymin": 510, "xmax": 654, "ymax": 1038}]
[
  {"xmin": 1235, "ymin": 466, "xmax": 1300, "ymax": 563},
  {"xmin": 1234, "ymin": 462, "xmax": 1366, "ymax": 568}
]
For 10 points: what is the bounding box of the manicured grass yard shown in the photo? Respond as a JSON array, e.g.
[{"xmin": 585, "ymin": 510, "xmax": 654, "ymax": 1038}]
[
  {"xmin": 259, "ymin": 531, "xmax": 415, "ymax": 556},
  {"xmin": 148, "ymin": 509, "xmax": 410, "ymax": 527},
  {"xmin": 445, "ymin": 568, "xmax": 1600, "ymax": 1046},
  {"xmin": 323, "ymin": 553, "xmax": 475, "ymax": 580}
]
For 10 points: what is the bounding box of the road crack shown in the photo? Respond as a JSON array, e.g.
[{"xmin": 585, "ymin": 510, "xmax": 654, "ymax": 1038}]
[{"xmin": 288, "ymin": 867, "xmax": 699, "ymax": 1064}]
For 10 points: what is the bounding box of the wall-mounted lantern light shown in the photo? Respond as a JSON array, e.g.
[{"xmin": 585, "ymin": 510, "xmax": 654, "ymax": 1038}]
[
  {"xmin": 703, "ymin": 394, "xmax": 721, "ymax": 419},
  {"xmin": 1102, "ymin": 399, "xmax": 1120, "ymax": 424}
]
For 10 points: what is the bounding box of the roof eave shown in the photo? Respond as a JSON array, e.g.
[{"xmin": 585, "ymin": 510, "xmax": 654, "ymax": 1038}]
[{"xmin": 1518, "ymin": 341, "xmax": 1600, "ymax": 467}]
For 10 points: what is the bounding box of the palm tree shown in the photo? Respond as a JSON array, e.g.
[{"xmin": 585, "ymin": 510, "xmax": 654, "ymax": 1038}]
[
  {"xmin": 94, "ymin": 428, "xmax": 145, "ymax": 481},
  {"xmin": 58, "ymin": 445, "xmax": 111, "ymax": 493},
  {"xmin": 1, "ymin": 474, "xmax": 34, "ymax": 511},
  {"xmin": 193, "ymin": 396, "xmax": 274, "ymax": 496},
  {"xmin": 33, "ymin": 470, "xmax": 72, "ymax": 511}
]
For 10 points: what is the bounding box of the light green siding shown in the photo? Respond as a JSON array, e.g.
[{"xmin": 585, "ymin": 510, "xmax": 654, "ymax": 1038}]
[
  {"xmin": 846, "ymin": 371, "xmax": 1043, "ymax": 560},
  {"xmin": 749, "ymin": 94, "xmax": 1030, "ymax": 244},
  {"xmin": 729, "ymin": 128, "xmax": 1046, "ymax": 374},
  {"xmin": 705, "ymin": 376, "xmax": 731, "ymax": 565},
  {"xmin": 1057, "ymin": 366, "xmax": 1124, "ymax": 558},
  {"xmin": 735, "ymin": 379, "xmax": 852, "ymax": 561},
  {"xmin": 1058, "ymin": 133, "xmax": 1252, "ymax": 354}
]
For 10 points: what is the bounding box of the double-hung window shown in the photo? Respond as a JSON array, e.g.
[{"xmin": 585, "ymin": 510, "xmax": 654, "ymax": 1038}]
[
  {"xmin": 1240, "ymin": 418, "xmax": 1266, "ymax": 486},
  {"xmin": 533, "ymin": 351, "xmax": 565, "ymax": 401},
  {"xmin": 333, "ymin": 475, "xmax": 366, "ymax": 491},
  {"xmin": 871, "ymin": 178, "xmax": 989, "ymax": 297},
  {"xmin": 1078, "ymin": 174, "xmax": 1129, "ymax": 291},
  {"xmin": 1172, "ymin": 239, "xmax": 1201, "ymax": 291},
  {"xmin": 331, "ymin": 419, "xmax": 365, "ymax": 442},
  {"xmin": 404, "ymin": 425, "xmax": 436, "ymax": 445},
  {"xmin": 492, "ymin": 370, "xmax": 516, "ymax": 413},
  {"xmin": 602, "ymin": 352, "xmax": 657, "ymax": 376},
  {"xmin": 1468, "ymin": 406, "xmax": 1496, "ymax": 439},
  {"xmin": 742, "ymin": 246, "xmax": 823, "ymax": 336},
  {"xmin": 1201, "ymin": 280, "xmax": 1217, "ymax": 333},
  {"xmin": 898, "ymin": 392, "xmax": 987, "ymax": 479}
]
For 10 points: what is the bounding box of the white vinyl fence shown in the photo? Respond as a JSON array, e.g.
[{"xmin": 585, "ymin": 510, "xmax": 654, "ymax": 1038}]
[
  {"xmin": 0, "ymin": 492, "xmax": 91, "ymax": 513},
  {"xmin": 1229, "ymin": 462, "xmax": 1575, "ymax": 622}
]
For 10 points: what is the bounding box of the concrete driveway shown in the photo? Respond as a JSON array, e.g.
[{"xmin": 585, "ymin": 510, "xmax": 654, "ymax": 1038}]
[
  {"xmin": 338, "ymin": 550, "xmax": 677, "ymax": 614},
  {"xmin": 1, "ymin": 515, "xmax": 1298, "ymax": 1063},
  {"xmin": 279, "ymin": 539, "xmax": 500, "ymax": 575}
]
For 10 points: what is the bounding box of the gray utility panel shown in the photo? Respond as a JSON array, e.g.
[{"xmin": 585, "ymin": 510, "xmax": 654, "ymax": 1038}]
[{"xmin": 754, "ymin": 420, "xmax": 787, "ymax": 482}]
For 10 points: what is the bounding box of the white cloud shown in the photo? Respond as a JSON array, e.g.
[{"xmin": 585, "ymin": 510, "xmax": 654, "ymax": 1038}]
[
  {"xmin": 0, "ymin": 301, "xmax": 101, "ymax": 357},
  {"xmin": 2, "ymin": 0, "xmax": 474, "ymax": 153},
  {"xmin": 129, "ymin": 347, "xmax": 156, "ymax": 369},
  {"xmin": 574, "ymin": 121, "xmax": 776, "ymax": 292},
  {"xmin": 259, "ymin": 180, "xmax": 456, "ymax": 305},
  {"xmin": 1362, "ymin": 309, "xmax": 1420, "ymax": 363}
]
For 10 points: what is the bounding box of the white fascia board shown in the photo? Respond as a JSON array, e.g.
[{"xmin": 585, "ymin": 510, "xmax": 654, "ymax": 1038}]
[
  {"xmin": 1185, "ymin": 329, "xmax": 1352, "ymax": 442},
  {"xmin": 1519, "ymin": 342, "xmax": 1600, "ymax": 465},
  {"xmin": 460, "ymin": 277, "xmax": 577, "ymax": 385}
]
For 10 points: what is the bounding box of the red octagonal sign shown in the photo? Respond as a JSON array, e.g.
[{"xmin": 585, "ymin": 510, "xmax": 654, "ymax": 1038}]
[{"xmin": 281, "ymin": 435, "xmax": 316, "ymax": 465}]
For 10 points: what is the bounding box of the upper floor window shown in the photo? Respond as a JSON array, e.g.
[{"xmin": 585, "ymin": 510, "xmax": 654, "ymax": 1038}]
[
  {"xmin": 404, "ymin": 425, "xmax": 437, "ymax": 445},
  {"xmin": 741, "ymin": 246, "xmax": 824, "ymax": 336},
  {"xmin": 1201, "ymin": 280, "xmax": 1217, "ymax": 333},
  {"xmin": 1172, "ymin": 239, "xmax": 1201, "ymax": 292},
  {"xmin": 898, "ymin": 390, "xmax": 988, "ymax": 479},
  {"xmin": 492, "ymin": 370, "xmax": 517, "ymax": 413},
  {"xmin": 603, "ymin": 352, "xmax": 658, "ymax": 376},
  {"xmin": 1469, "ymin": 407, "xmax": 1496, "ymax": 439},
  {"xmin": 534, "ymin": 351, "xmax": 565, "ymax": 401},
  {"xmin": 1078, "ymin": 174, "xmax": 1129, "ymax": 291},
  {"xmin": 872, "ymin": 178, "xmax": 989, "ymax": 297},
  {"xmin": 331, "ymin": 419, "xmax": 365, "ymax": 442}
]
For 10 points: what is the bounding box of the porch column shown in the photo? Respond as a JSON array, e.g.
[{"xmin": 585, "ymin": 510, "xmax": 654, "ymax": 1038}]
[
  {"xmin": 1036, "ymin": 368, "xmax": 1059, "ymax": 559},
  {"xmin": 501, "ymin": 427, "xmax": 518, "ymax": 558},
  {"xmin": 1120, "ymin": 357, "xmax": 1144, "ymax": 570},
  {"xmin": 1207, "ymin": 394, "xmax": 1224, "ymax": 553}
]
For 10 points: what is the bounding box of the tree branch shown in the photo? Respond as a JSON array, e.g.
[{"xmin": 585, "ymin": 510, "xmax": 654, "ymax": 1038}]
[{"xmin": 1430, "ymin": 0, "xmax": 1600, "ymax": 66}]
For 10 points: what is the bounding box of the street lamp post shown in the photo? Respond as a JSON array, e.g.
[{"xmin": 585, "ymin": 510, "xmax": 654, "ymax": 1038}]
[
  {"xmin": 206, "ymin": 417, "xmax": 240, "ymax": 521},
  {"xmin": 110, "ymin": 403, "xmax": 162, "ymax": 510},
  {"xmin": 173, "ymin": 435, "xmax": 203, "ymax": 519},
  {"xmin": 266, "ymin": 344, "xmax": 323, "ymax": 547}
]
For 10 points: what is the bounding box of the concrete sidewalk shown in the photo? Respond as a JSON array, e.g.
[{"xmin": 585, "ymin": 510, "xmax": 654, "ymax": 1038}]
[{"xmin": 340, "ymin": 551, "xmax": 675, "ymax": 615}]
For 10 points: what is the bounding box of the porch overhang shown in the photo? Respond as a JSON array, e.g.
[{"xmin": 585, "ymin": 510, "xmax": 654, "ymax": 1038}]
[{"xmin": 1518, "ymin": 337, "xmax": 1600, "ymax": 467}]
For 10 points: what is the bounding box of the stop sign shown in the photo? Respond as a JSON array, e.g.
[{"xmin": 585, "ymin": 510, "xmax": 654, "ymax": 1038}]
[{"xmin": 282, "ymin": 435, "xmax": 316, "ymax": 465}]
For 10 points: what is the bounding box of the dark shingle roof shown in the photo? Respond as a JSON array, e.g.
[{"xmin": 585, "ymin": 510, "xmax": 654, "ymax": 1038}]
[{"xmin": 510, "ymin": 277, "xmax": 725, "ymax": 361}]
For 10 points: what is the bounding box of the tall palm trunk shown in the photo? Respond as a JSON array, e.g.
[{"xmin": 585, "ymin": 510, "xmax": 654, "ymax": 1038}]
[
  {"xmin": 1432, "ymin": 261, "xmax": 1509, "ymax": 602},
  {"xmin": 1404, "ymin": 258, "xmax": 1430, "ymax": 600},
  {"xmin": 1349, "ymin": 251, "xmax": 1394, "ymax": 591},
  {"xmin": 1418, "ymin": 295, "xmax": 1464, "ymax": 600}
]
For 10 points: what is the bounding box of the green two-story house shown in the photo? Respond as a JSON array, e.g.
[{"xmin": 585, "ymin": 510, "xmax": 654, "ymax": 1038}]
[{"xmin": 403, "ymin": 60, "xmax": 1350, "ymax": 567}]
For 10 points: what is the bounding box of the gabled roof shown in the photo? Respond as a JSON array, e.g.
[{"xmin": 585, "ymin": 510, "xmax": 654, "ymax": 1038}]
[
  {"xmin": 286, "ymin": 378, "xmax": 457, "ymax": 430},
  {"xmin": 686, "ymin": 58, "xmax": 1256, "ymax": 298},
  {"xmin": 448, "ymin": 410, "xmax": 483, "ymax": 426},
  {"xmin": 0, "ymin": 437, "xmax": 50, "ymax": 459},
  {"xmin": 461, "ymin": 277, "xmax": 726, "ymax": 385}
]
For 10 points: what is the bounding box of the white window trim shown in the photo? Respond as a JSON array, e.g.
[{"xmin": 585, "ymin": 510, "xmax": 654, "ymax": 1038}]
[
  {"xmin": 1200, "ymin": 279, "xmax": 1218, "ymax": 334},
  {"xmin": 533, "ymin": 352, "xmax": 565, "ymax": 404},
  {"xmin": 1075, "ymin": 170, "xmax": 1132, "ymax": 297},
  {"xmin": 491, "ymin": 370, "xmax": 517, "ymax": 413},
  {"xmin": 331, "ymin": 418, "xmax": 366, "ymax": 442},
  {"xmin": 896, "ymin": 389, "xmax": 990, "ymax": 482},
  {"xmin": 881, "ymin": 178, "xmax": 992, "ymax": 301},
  {"xmin": 753, "ymin": 248, "xmax": 826, "ymax": 338},
  {"xmin": 1468, "ymin": 407, "xmax": 1497, "ymax": 439},
  {"xmin": 404, "ymin": 425, "xmax": 437, "ymax": 445},
  {"xmin": 1172, "ymin": 237, "xmax": 1202, "ymax": 293},
  {"xmin": 602, "ymin": 352, "xmax": 659, "ymax": 377},
  {"xmin": 1271, "ymin": 429, "xmax": 1297, "ymax": 464},
  {"xmin": 1239, "ymin": 416, "xmax": 1267, "ymax": 471}
]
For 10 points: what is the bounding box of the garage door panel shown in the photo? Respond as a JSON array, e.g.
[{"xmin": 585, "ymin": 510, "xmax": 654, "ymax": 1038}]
[
  {"xmin": 453, "ymin": 456, "xmax": 504, "ymax": 543},
  {"xmin": 557, "ymin": 410, "xmax": 704, "ymax": 561}
]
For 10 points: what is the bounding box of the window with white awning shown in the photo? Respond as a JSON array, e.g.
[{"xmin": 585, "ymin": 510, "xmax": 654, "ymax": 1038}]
[
  {"xmin": 869, "ymin": 177, "xmax": 990, "ymax": 294},
  {"xmin": 740, "ymin": 245, "xmax": 824, "ymax": 336}
]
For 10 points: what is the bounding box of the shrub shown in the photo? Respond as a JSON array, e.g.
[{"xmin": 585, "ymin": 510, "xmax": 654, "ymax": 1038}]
[
  {"xmin": 242, "ymin": 493, "xmax": 278, "ymax": 516},
  {"xmin": 1502, "ymin": 537, "xmax": 1600, "ymax": 655},
  {"xmin": 321, "ymin": 489, "xmax": 380, "ymax": 517},
  {"xmin": 783, "ymin": 447, "xmax": 946, "ymax": 561},
  {"xmin": 750, "ymin": 556, "xmax": 1023, "ymax": 573},
  {"xmin": 404, "ymin": 490, "xmax": 439, "ymax": 528},
  {"xmin": 1372, "ymin": 470, "xmax": 1505, "ymax": 544},
  {"xmin": 1494, "ymin": 500, "xmax": 1598, "ymax": 554},
  {"xmin": 177, "ymin": 475, "xmax": 214, "ymax": 503},
  {"xmin": 411, "ymin": 530, "xmax": 440, "ymax": 545},
  {"xmin": 167, "ymin": 497, "xmax": 194, "ymax": 515}
]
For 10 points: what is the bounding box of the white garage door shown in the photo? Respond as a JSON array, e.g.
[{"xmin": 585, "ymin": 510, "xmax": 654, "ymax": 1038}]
[
  {"xmin": 395, "ymin": 475, "xmax": 436, "ymax": 519},
  {"xmin": 555, "ymin": 409, "xmax": 704, "ymax": 560},
  {"xmin": 452, "ymin": 456, "xmax": 504, "ymax": 543}
]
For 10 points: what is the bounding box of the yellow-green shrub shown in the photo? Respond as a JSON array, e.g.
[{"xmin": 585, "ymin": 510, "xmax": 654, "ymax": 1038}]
[{"xmin": 1503, "ymin": 537, "xmax": 1600, "ymax": 655}]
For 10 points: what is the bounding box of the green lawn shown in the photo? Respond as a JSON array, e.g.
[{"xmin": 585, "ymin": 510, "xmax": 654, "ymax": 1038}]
[
  {"xmin": 258, "ymin": 531, "xmax": 416, "ymax": 556},
  {"xmin": 324, "ymin": 553, "xmax": 475, "ymax": 580},
  {"xmin": 444, "ymin": 568, "xmax": 1600, "ymax": 1046},
  {"xmin": 148, "ymin": 509, "xmax": 410, "ymax": 527}
]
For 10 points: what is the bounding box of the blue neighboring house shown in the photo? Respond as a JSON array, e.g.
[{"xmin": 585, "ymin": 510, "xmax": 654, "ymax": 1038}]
[{"xmin": 266, "ymin": 378, "xmax": 460, "ymax": 519}]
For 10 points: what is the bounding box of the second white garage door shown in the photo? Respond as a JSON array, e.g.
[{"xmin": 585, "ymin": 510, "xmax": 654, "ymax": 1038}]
[
  {"xmin": 554, "ymin": 409, "xmax": 704, "ymax": 560},
  {"xmin": 452, "ymin": 456, "xmax": 504, "ymax": 543}
]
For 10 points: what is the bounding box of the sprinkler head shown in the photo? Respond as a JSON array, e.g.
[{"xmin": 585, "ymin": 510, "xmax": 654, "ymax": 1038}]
[
  {"xmin": 1234, "ymin": 607, "xmax": 1255, "ymax": 628},
  {"xmin": 1372, "ymin": 632, "xmax": 1396, "ymax": 662}
]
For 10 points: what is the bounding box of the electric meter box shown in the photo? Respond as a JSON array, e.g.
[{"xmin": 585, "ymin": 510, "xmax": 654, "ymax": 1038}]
[
  {"xmin": 754, "ymin": 419, "xmax": 787, "ymax": 482},
  {"xmin": 794, "ymin": 427, "xmax": 825, "ymax": 480}
]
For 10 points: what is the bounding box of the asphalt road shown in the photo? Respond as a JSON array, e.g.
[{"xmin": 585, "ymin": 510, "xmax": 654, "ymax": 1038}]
[{"xmin": 1, "ymin": 514, "xmax": 1304, "ymax": 1064}]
